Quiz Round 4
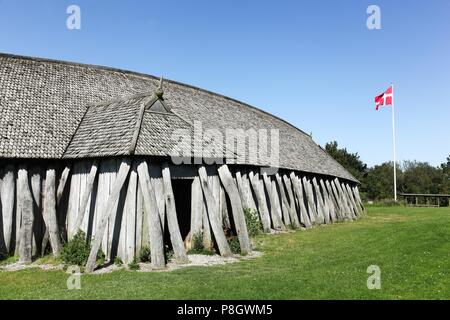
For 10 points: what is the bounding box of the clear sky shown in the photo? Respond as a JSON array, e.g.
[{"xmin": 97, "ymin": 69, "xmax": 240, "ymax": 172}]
[{"xmin": 0, "ymin": 0, "xmax": 449, "ymax": 167}]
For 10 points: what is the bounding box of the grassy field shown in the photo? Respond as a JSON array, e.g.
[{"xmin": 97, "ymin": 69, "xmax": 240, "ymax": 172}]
[{"xmin": 1, "ymin": 206, "xmax": 449, "ymax": 299}]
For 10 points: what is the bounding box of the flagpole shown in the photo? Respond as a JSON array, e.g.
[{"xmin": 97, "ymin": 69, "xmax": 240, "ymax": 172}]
[{"xmin": 391, "ymin": 82, "xmax": 397, "ymax": 202}]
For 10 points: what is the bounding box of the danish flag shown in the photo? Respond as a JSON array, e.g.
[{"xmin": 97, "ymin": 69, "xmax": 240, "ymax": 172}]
[{"xmin": 375, "ymin": 86, "xmax": 393, "ymax": 110}]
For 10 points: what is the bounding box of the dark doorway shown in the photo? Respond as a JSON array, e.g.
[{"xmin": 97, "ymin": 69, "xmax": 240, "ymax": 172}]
[{"xmin": 172, "ymin": 178, "xmax": 193, "ymax": 241}]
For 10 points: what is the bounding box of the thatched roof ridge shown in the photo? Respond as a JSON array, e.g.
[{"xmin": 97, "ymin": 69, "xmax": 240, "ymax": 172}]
[{"xmin": 0, "ymin": 53, "xmax": 357, "ymax": 182}]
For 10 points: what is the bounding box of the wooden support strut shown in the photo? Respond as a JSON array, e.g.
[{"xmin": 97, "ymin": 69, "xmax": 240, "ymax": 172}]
[
  {"xmin": 320, "ymin": 179, "xmax": 337, "ymax": 222},
  {"xmin": 275, "ymin": 173, "xmax": 292, "ymax": 227},
  {"xmin": 302, "ymin": 177, "xmax": 320, "ymax": 225},
  {"xmin": 161, "ymin": 163, "xmax": 188, "ymax": 263},
  {"xmin": 17, "ymin": 167, "xmax": 34, "ymax": 263},
  {"xmin": 42, "ymin": 167, "xmax": 62, "ymax": 256},
  {"xmin": 198, "ymin": 166, "xmax": 232, "ymax": 256},
  {"xmin": 1, "ymin": 166, "xmax": 15, "ymax": 253},
  {"xmin": 137, "ymin": 160, "xmax": 165, "ymax": 269},
  {"xmin": 218, "ymin": 165, "xmax": 251, "ymax": 254},
  {"xmin": 312, "ymin": 177, "xmax": 329, "ymax": 224},
  {"xmin": 282, "ymin": 174, "xmax": 301, "ymax": 228},
  {"xmin": 248, "ymin": 171, "xmax": 271, "ymax": 232},
  {"xmin": 333, "ymin": 178, "xmax": 352, "ymax": 220},
  {"xmin": 262, "ymin": 173, "xmax": 284, "ymax": 230},
  {"xmin": 190, "ymin": 177, "xmax": 203, "ymax": 241},
  {"xmin": 85, "ymin": 159, "xmax": 131, "ymax": 273},
  {"xmin": 289, "ymin": 173, "xmax": 312, "ymax": 228},
  {"xmin": 74, "ymin": 161, "xmax": 99, "ymax": 232}
]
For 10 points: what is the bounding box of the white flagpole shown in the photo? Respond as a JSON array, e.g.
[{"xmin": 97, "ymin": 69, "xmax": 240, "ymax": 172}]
[{"xmin": 391, "ymin": 83, "xmax": 397, "ymax": 202}]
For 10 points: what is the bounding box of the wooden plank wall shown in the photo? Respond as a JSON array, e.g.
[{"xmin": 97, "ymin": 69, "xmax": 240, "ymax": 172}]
[{"xmin": 0, "ymin": 159, "xmax": 363, "ymax": 271}]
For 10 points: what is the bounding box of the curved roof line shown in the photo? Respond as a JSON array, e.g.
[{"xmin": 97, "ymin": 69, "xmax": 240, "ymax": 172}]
[{"xmin": 0, "ymin": 52, "xmax": 310, "ymax": 138}]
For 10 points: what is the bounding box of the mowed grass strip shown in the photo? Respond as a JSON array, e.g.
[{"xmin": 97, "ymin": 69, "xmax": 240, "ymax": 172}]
[{"xmin": 0, "ymin": 206, "xmax": 449, "ymax": 299}]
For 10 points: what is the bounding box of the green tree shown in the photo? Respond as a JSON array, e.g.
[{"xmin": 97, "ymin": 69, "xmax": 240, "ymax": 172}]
[
  {"xmin": 324, "ymin": 141, "xmax": 367, "ymax": 182},
  {"xmin": 365, "ymin": 162, "xmax": 401, "ymax": 200}
]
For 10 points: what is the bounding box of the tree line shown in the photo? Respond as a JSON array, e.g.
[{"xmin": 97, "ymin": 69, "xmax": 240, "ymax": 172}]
[{"xmin": 324, "ymin": 141, "xmax": 450, "ymax": 202}]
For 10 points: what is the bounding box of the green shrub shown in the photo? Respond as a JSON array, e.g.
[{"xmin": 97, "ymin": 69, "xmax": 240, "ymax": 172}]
[
  {"xmin": 228, "ymin": 236, "xmax": 241, "ymax": 254},
  {"xmin": 187, "ymin": 248, "xmax": 215, "ymax": 255},
  {"xmin": 139, "ymin": 246, "xmax": 151, "ymax": 263},
  {"xmin": 60, "ymin": 231, "xmax": 90, "ymax": 266},
  {"xmin": 114, "ymin": 257, "xmax": 123, "ymax": 266},
  {"xmin": 96, "ymin": 249, "xmax": 106, "ymax": 266},
  {"xmin": 165, "ymin": 248, "xmax": 174, "ymax": 263},
  {"xmin": 244, "ymin": 208, "xmax": 263, "ymax": 237},
  {"xmin": 128, "ymin": 258, "xmax": 140, "ymax": 270},
  {"xmin": 192, "ymin": 232, "xmax": 204, "ymax": 251}
]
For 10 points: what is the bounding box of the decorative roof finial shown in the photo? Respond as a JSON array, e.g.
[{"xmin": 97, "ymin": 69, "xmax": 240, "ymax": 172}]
[{"xmin": 155, "ymin": 76, "xmax": 164, "ymax": 99}]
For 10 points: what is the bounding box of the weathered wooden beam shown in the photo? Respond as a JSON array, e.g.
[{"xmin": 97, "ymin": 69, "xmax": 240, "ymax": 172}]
[
  {"xmin": 290, "ymin": 173, "xmax": 312, "ymax": 228},
  {"xmin": 242, "ymin": 172, "xmax": 257, "ymax": 212},
  {"xmin": 162, "ymin": 163, "xmax": 188, "ymax": 263},
  {"xmin": 262, "ymin": 173, "xmax": 283, "ymax": 230},
  {"xmin": 353, "ymin": 185, "xmax": 365, "ymax": 212},
  {"xmin": 123, "ymin": 163, "xmax": 137, "ymax": 263},
  {"xmin": 320, "ymin": 179, "xmax": 337, "ymax": 222},
  {"xmin": 42, "ymin": 167, "xmax": 61, "ymax": 256},
  {"xmin": 190, "ymin": 177, "xmax": 203, "ymax": 239},
  {"xmin": 30, "ymin": 167, "xmax": 42, "ymax": 256},
  {"xmin": 275, "ymin": 173, "xmax": 291, "ymax": 227},
  {"xmin": 219, "ymin": 183, "xmax": 231, "ymax": 229},
  {"xmin": 218, "ymin": 165, "xmax": 251, "ymax": 254},
  {"xmin": 262, "ymin": 172, "xmax": 283, "ymax": 230},
  {"xmin": 149, "ymin": 166, "xmax": 165, "ymax": 228},
  {"xmin": 85, "ymin": 159, "xmax": 131, "ymax": 273},
  {"xmin": 235, "ymin": 171, "xmax": 249, "ymax": 210},
  {"xmin": 302, "ymin": 177, "xmax": 321, "ymax": 225},
  {"xmin": 270, "ymin": 179, "xmax": 285, "ymax": 230},
  {"xmin": 333, "ymin": 178, "xmax": 352, "ymax": 220},
  {"xmin": 338, "ymin": 180, "xmax": 356, "ymax": 219},
  {"xmin": 0, "ymin": 165, "xmax": 15, "ymax": 253},
  {"xmin": 312, "ymin": 177, "xmax": 329, "ymax": 224},
  {"xmin": 329, "ymin": 179, "xmax": 345, "ymax": 221},
  {"xmin": 137, "ymin": 160, "xmax": 165, "ymax": 269},
  {"xmin": 135, "ymin": 183, "xmax": 144, "ymax": 257},
  {"xmin": 198, "ymin": 166, "xmax": 231, "ymax": 256},
  {"xmin": 282, "ymin": 174, "xmax": 301, "ymax": 228},
  {"xmin": 17, "ymin": 167, "xmax": 34, "ymax": 263},
  {"xmin": 201, "ymin": 198, "xmax": 212, "ymax": 249},
  {"xmin": 344, "ymin": 183, "xmax": 361, "ymax": 217},
  {"xmin": 74, "ymin": 161, "xmax": 98, "ymax": 232},
  {"xmin": 248, "ymin": 171, "xmax": 271, "ymax": 232}
]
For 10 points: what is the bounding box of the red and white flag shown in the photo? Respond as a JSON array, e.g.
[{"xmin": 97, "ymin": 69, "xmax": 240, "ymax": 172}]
[{"xmin": 375, "ymin": 85, "xmax": 393, "ymax": 110}]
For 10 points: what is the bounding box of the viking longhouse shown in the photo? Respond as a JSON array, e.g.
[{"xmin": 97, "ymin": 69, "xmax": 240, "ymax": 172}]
[{"xmin": 0, "ymin": 53, "xmax": 363, "ymax": 272}]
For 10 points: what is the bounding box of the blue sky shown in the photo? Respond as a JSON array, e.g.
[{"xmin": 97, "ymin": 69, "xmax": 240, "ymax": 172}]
[{"xmin": 1, "ymin": 0, "xmax": 449, "ymax": 167}]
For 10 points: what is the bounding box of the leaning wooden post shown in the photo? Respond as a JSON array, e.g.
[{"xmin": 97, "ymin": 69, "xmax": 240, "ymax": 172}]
[
  {"xmin": 275, "ymin": 173, "xmax": 291, "ymax": 227},
  {"xmin": 248, "ymin": 171, "xmax": 271, "ymax": 232},
  {"xmin": 42, "ymin": 167, "xmax": 62, "ymax": 256},
  {"xmin": 312, "ymin": 177, "xmax": 329, "ymax": 224},
  {"xmin": 344, "ymin": 183, "xmax": 361, "ymax": 217},
  {"xmin": 320, "ymin": 179, "xmax": 337, "ymax": 222},
  {"xmin": 198, "ymin": 166, "xmax": 231, "ymax": 256},
  {"xmin": 302, "ymin": 177, "xmax": 321, "ymax": 224},
  {"xmin": 282, "ymin": 174, "xmax": 301, "ymax": 228},
  {"xmin": 329, "ymin": 179, "xmax": 345, "ymax": 221},
  {"xmin": 353, "ymin": 185, "xmax": 365, "ymax": 212},
  {"xmin": 85, "ymin": 159, "xmax": 131, "ymax": 273},
  {"xmin": 218, "ymin": 165, "xmax": 251, "ymax": 254},
  {"xmin": 190, "ymin": 177, "xmax": 203, "ymax": 240},
  {"xmin": 333, "ymin": 178, "xmax": 352, "ymax": 220},
  {"xmin": 74, "ymin": 160, "xmax": 99, "ymax": 232},
  {"xmin": 0, "ymin": 165, "xmax": 15, "ymax": 253},
  {"xmin": 262, "ymin": 173, "xmax": 283, "ymax": 230},
  {"xmin": 161, "ymin": 163, "xmax": 188, "ymax": 263},
  {"xmin": 290, "ymin": 173, "xmax": 312, "ymax": 228},
  {"xmin": 17, "ymin": 167, "xmax": 34, "ymax": 263},
  {"xmin": 137, "ymin": 160, "xmax": 166, "ymax": 269}
]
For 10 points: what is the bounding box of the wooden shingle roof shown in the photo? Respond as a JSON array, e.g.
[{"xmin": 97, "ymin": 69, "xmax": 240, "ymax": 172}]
[{"xmin": 0, "ymin": 53, "xmax": 357, "ymax": 182}]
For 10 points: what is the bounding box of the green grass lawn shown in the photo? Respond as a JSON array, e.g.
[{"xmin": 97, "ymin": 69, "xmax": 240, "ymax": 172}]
[{"xmin": 1, "ymin": 206, "xmax": 449, "ymax": 299}]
